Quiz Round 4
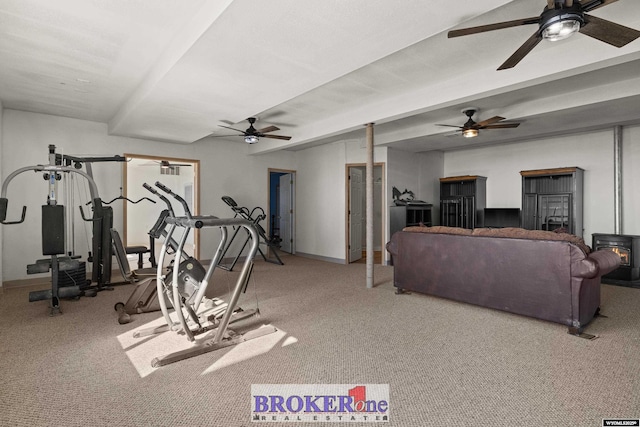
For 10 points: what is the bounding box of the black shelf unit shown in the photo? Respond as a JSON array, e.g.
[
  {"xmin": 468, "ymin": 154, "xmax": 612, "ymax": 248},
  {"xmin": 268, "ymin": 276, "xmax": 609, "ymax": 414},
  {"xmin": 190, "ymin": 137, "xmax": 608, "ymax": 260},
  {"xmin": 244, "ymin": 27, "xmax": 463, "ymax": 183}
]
[
  {"xmin": 440, "ymin": 175, "xmax": 486, "ymax": 229},
  {"xmin": 520, "ymin": 167, "xmax": 584, "ymax": 238},
  {"xmin": 390, "ymin": 203, "xmax": 432, "ymax": 236}
]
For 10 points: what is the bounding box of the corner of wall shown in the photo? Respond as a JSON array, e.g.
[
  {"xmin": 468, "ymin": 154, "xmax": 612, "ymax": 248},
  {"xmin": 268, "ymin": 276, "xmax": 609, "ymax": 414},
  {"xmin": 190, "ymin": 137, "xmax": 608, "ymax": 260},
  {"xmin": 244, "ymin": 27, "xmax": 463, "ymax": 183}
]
[{"xmin": 0, "ymin": 100, "xmax": 4, "ymax": 287}]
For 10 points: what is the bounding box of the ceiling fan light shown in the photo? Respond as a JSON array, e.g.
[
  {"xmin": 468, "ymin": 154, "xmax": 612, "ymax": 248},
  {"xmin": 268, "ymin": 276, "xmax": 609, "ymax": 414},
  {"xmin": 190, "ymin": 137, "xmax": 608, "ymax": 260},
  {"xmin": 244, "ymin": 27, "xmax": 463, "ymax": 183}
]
[
  {"xmin": 462, "ymin": 128, "xmax": 479, "ymax": 138},
  {"xmin": 245, "ymin": 135, "xmax": 259, "ymax": 144},
  {"xmin": 542, "ymin": 19, "xmax": 581, "ymax": 41}
]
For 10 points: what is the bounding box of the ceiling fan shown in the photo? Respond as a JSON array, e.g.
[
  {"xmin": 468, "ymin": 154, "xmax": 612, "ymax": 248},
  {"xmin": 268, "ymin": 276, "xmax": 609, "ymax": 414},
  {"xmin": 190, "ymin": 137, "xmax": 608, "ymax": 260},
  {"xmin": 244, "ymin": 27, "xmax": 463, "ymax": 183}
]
[
  {"xmin": 436, "ymin": 108, "xmax": 521, "ymax": 138},
  {"xmin": 448, "ymin": 0, "xmax": 640, "ymax": 70},
  {"xmin": 214, "ymin": 117, "xmax": 292, "ymax": 144}
]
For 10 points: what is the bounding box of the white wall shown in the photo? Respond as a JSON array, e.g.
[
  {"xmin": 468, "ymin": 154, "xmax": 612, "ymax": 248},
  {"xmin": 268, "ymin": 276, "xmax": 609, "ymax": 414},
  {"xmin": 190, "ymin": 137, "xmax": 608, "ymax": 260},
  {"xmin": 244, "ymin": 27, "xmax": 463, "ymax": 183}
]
[
  {"xmin": 0, "ymin": 101, "xmax": 3, "ymax": 285},
  {"xmin": 295, "ymin": 142, "xmax": 347, "ymax": 261},
  {"xmin": 295, "ymin": 139, "xmax": 387, "ymax": 263},
  {"xmin": 192, "ymin": 136, "xmax": 296, "ymax": 259},
  {"xmin": 443, "ymin": 127, "xmax": 639, "ymax": 241},
  {"xmin": 0, "ymin": 110, "xmax": 296, "ymax": 282},
  {"xmin": 387, "ymin": 148, "xmax": 444, "ymax": 230},
  {"xmin": 622, "ymin": 125, "xmax": 640, "ymax": 235},
  {"xmin": 387, "ymin": 148, "xmax": 443, "ymax": 206}
]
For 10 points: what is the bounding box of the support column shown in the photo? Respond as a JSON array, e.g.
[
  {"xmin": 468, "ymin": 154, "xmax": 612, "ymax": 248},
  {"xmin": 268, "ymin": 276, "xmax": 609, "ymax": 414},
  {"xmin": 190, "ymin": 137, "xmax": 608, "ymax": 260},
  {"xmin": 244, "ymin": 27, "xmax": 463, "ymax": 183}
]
[{"xmin": 366, "ymin": 123, "xmax": 374, "ymax": 288}]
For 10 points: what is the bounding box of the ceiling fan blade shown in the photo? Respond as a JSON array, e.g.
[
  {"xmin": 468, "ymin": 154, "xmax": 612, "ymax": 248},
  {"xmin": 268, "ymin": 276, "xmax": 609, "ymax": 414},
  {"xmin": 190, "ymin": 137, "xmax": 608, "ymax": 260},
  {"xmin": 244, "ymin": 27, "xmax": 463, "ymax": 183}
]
[
  {"xmin": 581, "ymin": 0, "xmax": 620, "ymax": 13},
  {"xmin": 218, "ymin": 125, "xmax": 246, "ymax": 133},
  {"xmin": 257, "ymin": 125, "xmax": 280, "ymax": 134},
  {"xmin": 208, "ymin": 134, "xmax": 244, "ymax": 138},
  {"xmin": 261, "ymin": 134, "xmax": 292, "ymax": 141},
  {"xmin": 497, "ymin": 30, "xmax": 542, "ymax": 70},
  {"xmin": 580, "ymin": 14, "xmax": 640, "ymax": 47},
  {"xmin": 474, "ymin": 116, "xmax": 505, "ymax": 128},
  {"xmin": 448, "ymin": 17, "xmax": 539, "ymax": 38},
  {"xmin": 481, "ymin": 123, "xmax": 521, "ymax": 129},
  {"xmin": 435, "ymin": 124, "xmax": 464, "ymax": 129}
]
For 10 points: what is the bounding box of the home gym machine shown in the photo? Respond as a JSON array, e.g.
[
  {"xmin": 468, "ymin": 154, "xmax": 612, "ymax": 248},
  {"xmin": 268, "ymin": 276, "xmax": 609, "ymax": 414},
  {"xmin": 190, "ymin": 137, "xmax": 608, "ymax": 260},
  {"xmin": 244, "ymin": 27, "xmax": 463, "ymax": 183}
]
[
  {"xmin": 0, "ymin": 145, "xmax": 124, "ymax": 314},
  {"xmin": 217, "ymin": 195, "xmax": 284, "ymax": 271},
  {"xmin": 131, "ymin": 182, "xmax": 276, "ymax": 367}
]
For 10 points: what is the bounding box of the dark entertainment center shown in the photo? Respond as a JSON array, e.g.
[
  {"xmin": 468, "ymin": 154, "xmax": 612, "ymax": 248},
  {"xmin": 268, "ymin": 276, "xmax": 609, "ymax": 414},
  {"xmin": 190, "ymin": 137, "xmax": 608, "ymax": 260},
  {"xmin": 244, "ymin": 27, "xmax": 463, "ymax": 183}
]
[{"xmin": 484, "ymin": 208, "xmax": 521, "ymax": 228}]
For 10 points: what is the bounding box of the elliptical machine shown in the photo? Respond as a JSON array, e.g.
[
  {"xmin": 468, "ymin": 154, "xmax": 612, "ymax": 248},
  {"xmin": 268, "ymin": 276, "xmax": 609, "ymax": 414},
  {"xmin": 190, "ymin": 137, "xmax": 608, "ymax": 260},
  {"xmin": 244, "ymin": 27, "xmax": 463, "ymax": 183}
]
[
  {"xmin": 112, "ymin": 182, "xmax": 203, "ymax": 324},
  {"xmin": 132, "ymin": 181, "xmax": 277, "ymax": 368}
]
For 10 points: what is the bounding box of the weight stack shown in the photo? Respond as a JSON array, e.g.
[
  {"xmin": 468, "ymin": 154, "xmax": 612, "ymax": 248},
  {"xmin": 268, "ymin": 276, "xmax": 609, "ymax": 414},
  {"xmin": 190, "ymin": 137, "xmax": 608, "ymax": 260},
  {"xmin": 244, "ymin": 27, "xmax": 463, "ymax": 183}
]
[{"xmin": 58, "ymin": 261, "xmax": 88, "ymax": 288}]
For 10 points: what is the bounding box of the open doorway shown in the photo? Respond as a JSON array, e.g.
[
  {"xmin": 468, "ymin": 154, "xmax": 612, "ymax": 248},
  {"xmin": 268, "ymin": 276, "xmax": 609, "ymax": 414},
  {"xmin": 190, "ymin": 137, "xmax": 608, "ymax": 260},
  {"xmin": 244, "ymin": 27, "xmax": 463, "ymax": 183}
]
[
  {"xmin": 268, "ymin": 169, "xmax": 296, "ymax": 255},
  {"xmin": 124, "ymin": 154, "xmax": 200, "ymax": 261},
  {"xmin": 346, "ymin": 163, "xmax": 385, "ymax": 264}
]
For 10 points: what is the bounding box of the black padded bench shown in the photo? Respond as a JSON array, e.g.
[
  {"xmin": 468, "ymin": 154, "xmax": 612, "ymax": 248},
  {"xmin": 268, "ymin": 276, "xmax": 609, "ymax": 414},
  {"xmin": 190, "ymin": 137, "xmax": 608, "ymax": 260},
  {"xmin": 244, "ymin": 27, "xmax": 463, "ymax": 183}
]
[
  {"xmin": 126, "ymin": 243, "xmax": 153, "ymax": 269},
  {"xmin": 114, "ymin": 232, "xmax": 156, "ymax": 270}
]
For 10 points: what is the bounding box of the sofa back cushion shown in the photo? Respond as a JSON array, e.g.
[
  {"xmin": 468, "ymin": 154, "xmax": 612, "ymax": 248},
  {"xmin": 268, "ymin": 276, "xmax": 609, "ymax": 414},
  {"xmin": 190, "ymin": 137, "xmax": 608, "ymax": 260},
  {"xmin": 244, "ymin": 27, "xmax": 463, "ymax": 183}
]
[
  {"xmin": 403, "ymin": 225, "xmax": 473, "ymax": 236},
  {"xmin": 471, "ymin": 227, "xmax": 591, "ymax": 254},
  {"xmin": 400, "ymin": 225, "xmax": 590, "ymax": 254}
]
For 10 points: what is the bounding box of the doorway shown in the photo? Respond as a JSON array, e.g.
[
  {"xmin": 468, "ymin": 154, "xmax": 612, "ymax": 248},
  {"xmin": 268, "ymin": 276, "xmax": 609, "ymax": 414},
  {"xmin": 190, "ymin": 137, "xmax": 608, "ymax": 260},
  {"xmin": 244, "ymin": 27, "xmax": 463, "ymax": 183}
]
[
  {"xmin": 268, "ymin": 169, "xmax": 296, "ymax": 254},
  {"xmin": 124, "ymin": 154, "xmax": 200, "ymax": 260},
  {"xmin": 346, "ymin": 163, "xmax": 385, "ymax": 264}
]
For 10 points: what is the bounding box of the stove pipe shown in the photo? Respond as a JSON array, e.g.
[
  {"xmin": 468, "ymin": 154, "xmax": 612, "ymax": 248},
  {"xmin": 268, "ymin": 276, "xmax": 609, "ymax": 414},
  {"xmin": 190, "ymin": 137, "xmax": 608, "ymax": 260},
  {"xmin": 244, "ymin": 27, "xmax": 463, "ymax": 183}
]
[{"xmin": 614, "ymin": 126, "xmax": 623, "ymax": 235}]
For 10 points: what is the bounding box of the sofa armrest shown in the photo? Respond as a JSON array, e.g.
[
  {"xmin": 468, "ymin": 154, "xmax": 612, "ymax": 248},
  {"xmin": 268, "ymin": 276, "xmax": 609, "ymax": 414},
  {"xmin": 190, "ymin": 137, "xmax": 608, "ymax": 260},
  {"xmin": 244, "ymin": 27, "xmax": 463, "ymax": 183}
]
[
  {"xmin": 571, "ymin": 248, "xmax": 621, "ymax": 279},
  {"xmin": 589, "ymin": 249, "xmax": 622, "ymax": 276},
  {"xmin": 386, "ymin": 238, "xmax": 398, "ymax": 257}
]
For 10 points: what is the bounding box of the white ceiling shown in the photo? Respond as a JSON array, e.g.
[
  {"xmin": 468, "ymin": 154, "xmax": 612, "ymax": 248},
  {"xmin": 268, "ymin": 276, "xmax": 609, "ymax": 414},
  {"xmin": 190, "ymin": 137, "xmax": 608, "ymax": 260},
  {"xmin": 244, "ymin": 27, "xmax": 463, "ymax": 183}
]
[{"xmin": 1, "ymin": 0, "xmax": 639, "ymax": 154}]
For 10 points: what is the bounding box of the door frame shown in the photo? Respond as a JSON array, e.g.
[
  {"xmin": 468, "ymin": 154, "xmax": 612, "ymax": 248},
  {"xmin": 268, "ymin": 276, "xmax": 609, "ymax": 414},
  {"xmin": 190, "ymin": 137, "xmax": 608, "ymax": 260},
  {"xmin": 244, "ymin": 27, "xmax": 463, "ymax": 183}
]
[
  {"xmin": 123, "ymin": 153, "xmax": 201, "ymax": 259},
  {"xmin": 345, "ymin": 162, "xmax": 386, "ymax": 264},
  {"xmin": 268, "ymin": 168, "xmax": 296, "ymax": 255}
]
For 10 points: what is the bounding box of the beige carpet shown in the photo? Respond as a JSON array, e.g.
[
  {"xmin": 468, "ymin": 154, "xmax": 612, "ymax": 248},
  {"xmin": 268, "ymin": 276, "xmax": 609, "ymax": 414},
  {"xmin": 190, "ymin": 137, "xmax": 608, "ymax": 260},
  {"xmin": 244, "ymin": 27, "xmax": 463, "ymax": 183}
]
[{"xmin": 1, "ymin": 254, "xmax": 639, "ymax": 426}]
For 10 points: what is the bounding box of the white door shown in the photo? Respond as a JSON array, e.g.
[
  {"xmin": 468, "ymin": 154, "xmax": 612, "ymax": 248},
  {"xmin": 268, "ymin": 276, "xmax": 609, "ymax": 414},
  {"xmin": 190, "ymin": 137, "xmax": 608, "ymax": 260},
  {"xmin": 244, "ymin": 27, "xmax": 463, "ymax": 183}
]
[
  {"xmin": 349, "ymin": 167, "xmax": 363, "ymax": 262},
  {"xmin": 278, "ymin": 174, "xmax": 293, "ymax": 253}
]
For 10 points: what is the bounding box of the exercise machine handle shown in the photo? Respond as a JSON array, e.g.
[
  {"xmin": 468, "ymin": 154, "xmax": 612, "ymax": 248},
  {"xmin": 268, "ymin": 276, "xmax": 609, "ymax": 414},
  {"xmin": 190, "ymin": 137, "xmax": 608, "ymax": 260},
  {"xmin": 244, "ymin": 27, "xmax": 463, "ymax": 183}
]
[
  {"xmin": 221, "ymin": 196, "xmax": 237, "ymax": 208},
  {"xmin": 155, "ymin": 181, "xmax": 192, "ymax": 219},
  {"xmin": 149, "ymin": 210, "xmax": 170, "ymax": 239},
  {"xmin": 78, "ymin": 205, "xmax": 102, "ymax": 222},
  {"xmin": 0, "ymin": 198, "xmax": 27, "ymax": 224},
  {"xmin": 249, "ymin": 206, "xmax": 266, "ymax": 222},
  {"xmin": 143, "ymin": 183, "xmax": 174, "ymax": 216}
]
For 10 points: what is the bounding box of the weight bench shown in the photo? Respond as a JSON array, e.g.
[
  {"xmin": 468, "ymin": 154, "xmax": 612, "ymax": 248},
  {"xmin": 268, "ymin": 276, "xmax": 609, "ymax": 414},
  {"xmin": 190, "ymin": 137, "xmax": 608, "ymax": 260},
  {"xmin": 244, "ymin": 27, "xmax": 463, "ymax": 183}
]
[
  {"xmin": 110, "ymin": 229, "xmax": 157, "ymax": 281},
  {"xmin": 124, "ymin": 236, "xmax": 157, "ymax": 269}
]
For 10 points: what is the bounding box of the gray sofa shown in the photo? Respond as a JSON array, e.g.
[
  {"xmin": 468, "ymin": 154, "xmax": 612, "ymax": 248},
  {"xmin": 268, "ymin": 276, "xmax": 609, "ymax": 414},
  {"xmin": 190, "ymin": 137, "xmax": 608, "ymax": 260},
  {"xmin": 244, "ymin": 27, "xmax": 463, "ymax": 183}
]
[{"xmin": 386, "ymin": 226, "xmax": 621, "ymax": 336}]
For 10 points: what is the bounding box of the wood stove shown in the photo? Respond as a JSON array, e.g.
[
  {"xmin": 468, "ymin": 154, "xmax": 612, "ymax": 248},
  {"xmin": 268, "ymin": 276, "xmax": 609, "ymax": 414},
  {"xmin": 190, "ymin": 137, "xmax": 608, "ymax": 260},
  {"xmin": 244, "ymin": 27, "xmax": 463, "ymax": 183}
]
[{"xmin": 592, "ymin": 233, "xmax": 640, "ymax": 281}]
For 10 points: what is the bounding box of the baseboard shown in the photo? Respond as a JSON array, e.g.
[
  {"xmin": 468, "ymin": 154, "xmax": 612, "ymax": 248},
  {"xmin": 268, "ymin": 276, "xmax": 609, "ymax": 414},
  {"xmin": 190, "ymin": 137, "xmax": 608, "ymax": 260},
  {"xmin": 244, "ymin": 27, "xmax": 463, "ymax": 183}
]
[{"xmin": 295, "ymin": 252, "xmax": 345, "ymax": 264}]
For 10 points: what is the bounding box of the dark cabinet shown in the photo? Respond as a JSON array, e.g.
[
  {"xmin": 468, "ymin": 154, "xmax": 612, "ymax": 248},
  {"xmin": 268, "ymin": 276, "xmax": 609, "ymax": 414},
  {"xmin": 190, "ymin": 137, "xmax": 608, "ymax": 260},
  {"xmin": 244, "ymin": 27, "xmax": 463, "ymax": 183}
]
[
  {"xmin": 520, "ymin": 167, "xmax": 584, "ymax": 237},
  {"xmin": 440, "ymin": 175, "xmax": 486, "ymax": 229},
  {"xmin": 390, "ymin": 203, "xmax": 432, "ymax": 236}
]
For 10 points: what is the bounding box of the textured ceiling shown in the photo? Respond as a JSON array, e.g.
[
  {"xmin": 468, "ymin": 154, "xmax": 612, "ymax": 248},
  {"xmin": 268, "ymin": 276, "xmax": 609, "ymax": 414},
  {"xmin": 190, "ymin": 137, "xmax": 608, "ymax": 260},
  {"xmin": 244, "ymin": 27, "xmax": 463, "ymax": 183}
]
[{"xmin": 1, "ymin": 0, "xmax": 639, "ymax": 154}]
